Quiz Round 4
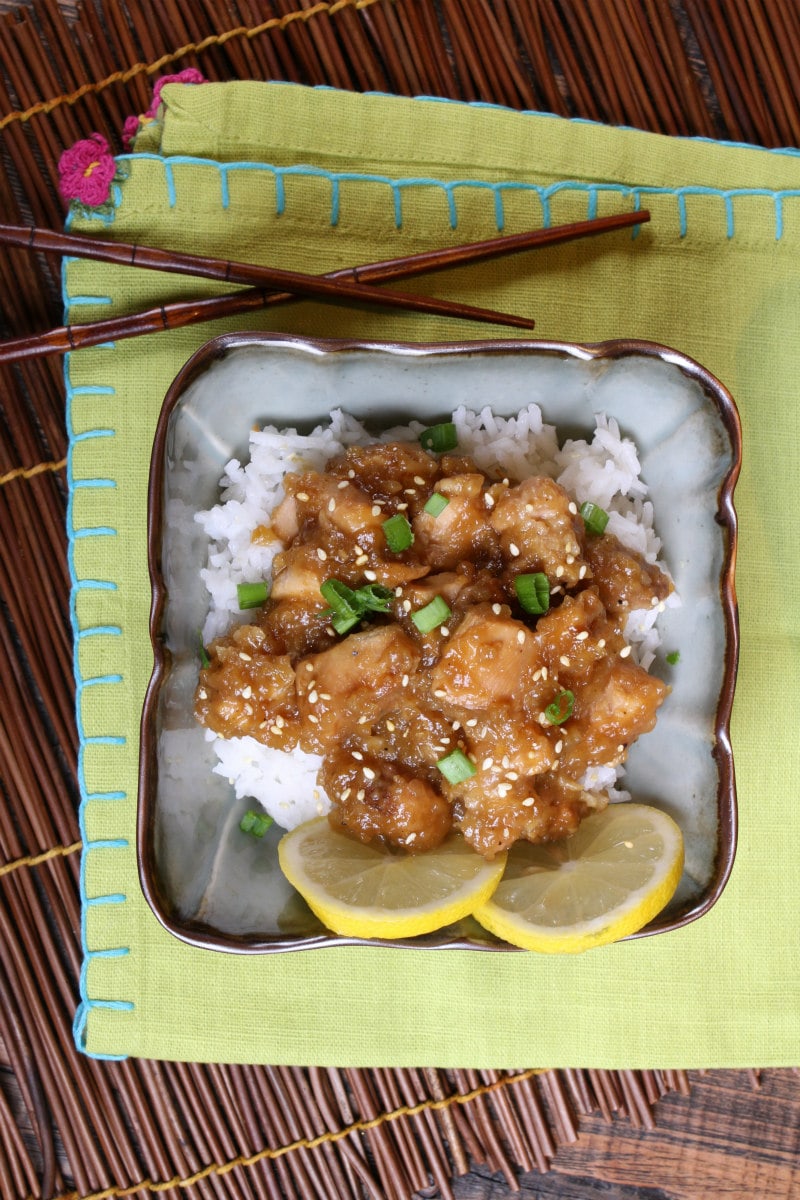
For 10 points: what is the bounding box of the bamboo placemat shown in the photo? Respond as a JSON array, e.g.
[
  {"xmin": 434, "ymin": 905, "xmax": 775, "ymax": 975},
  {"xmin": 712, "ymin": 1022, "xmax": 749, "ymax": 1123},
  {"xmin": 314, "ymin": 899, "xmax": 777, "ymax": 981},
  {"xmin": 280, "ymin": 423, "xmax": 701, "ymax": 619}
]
[{"xmin": 0, "ymin": 2, "xmax": 797, "ymax": 1197}]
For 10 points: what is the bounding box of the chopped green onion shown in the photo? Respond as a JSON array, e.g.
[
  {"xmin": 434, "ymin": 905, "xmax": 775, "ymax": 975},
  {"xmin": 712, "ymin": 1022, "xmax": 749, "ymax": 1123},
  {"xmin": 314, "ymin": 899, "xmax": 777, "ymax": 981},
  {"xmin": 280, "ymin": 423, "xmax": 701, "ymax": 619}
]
[
  {"xmin": 514, "ymin": 572, "xmax": 550, "ymax": 616},
  {"xmin": 354, "ymin": 583, "xmax": 393, "ymax": 612},
  {"xmin": 320, "ymin": 578, "xmax": 361, "ymax": 633},
  {"xmin": 666, "ymin": 650, "xmax": 680, "ymax": 665},
  {"xmin": 198, "ymin": 634, "xmax": 210, "ymax": 669},
  {"xmin": 545, "ymin": 689, "xmax": 575, "ymax": 725},
  {"xmin": 237, "ymin": 581, "xmax": 269, "ymax": 609},
  {"xmin": 240, "ymin": 809, "xmax": 273, "ymax": 837},
  {"xmin": 436, "ymin": 748, "xmax": 477, "ymax": 784},
  {"xmin": 423, "ymin": 492, "xmax": 450, "ymax": 518},
  {"xmin": 411, "ymin": 595, "xmax": 451, "ymax": 634},
  {"xmin": 419, "ymin": 422, "xmax": 457, "ymax": 453},
  {"xmin": 382, "ymin": 513, "xmax": 414, "ymax": 553},
  {"xmin": 579, "ymin": 501, "xmax": 610, "ymax": 536}
]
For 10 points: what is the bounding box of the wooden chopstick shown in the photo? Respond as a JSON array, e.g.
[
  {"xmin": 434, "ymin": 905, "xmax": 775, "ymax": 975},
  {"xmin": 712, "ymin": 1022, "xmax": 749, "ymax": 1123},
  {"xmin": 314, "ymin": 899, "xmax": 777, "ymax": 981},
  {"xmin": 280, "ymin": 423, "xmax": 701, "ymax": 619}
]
[
  {"xmin": 0, "ymin": 221, "xmax": 535, "ymax": 334},
  {"xmin": 0, "ymin": 210, "xmax": 649, "ymax": 364}
]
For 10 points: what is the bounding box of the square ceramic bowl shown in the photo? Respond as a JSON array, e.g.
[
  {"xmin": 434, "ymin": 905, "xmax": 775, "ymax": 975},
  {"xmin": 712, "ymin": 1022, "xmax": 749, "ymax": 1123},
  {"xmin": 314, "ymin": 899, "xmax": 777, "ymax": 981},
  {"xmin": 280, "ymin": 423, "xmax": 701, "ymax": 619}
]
[{"xmin": 138, "ymin": 334, "xmax": 740, "ymax": 953}]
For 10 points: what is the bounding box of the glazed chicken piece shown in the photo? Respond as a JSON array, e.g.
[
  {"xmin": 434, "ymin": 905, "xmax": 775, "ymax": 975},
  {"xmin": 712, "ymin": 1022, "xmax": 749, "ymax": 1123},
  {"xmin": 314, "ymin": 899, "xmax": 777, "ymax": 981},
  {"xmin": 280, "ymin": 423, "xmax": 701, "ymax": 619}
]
[
  {"xmin": 489, "ymin": 475, "xmax": 588, "ymax": 587},
  {"xmin": 429, "ymin": 604, "xmax": 539, "ymax": 709},
  {"xmin": 195, "ymin": 623, "xmax": 300, "ymax": 749},
  {"xmin": 328, "ymin": 441, "xmax": 440, "ymax": 500},
  {"xmin": 323, "ymin": 762, "xmax": 453, "ymax": 852},
  {"xmin": 412, "ymin": 473, "xmax": 501, "ymax": 569},
  {"xmin": 295, "ymin": 624, "xmax": 421, "ymax": 753},
  {"xmin": 584, "ymin": 531, "xmax": 673, "ymax": 619}
]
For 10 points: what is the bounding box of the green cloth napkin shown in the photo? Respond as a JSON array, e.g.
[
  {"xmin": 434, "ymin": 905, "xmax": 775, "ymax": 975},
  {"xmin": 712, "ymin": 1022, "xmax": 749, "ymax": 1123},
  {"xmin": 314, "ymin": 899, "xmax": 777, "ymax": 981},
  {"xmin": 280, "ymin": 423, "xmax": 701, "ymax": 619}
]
[{"xmin": 70, "ymin": 81, "xmax": 799, "ymax": 1067}]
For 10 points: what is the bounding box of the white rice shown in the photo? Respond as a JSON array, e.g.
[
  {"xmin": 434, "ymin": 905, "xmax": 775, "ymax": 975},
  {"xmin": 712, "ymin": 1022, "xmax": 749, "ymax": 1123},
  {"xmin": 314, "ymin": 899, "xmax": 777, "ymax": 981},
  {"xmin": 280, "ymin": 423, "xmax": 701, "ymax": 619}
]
[{"xmin": 196, "ymin": 405, "xmax": 677, "ymax": 828}]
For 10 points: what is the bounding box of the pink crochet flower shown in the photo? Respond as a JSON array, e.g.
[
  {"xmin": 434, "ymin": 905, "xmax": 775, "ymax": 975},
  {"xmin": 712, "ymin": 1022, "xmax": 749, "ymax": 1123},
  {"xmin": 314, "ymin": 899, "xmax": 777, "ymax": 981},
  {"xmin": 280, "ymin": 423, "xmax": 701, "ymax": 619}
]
[
  {"xmin": 57, "ymin": 133, "xmax": 117, "ymax": 207},
  {"xmin": 146, "ymin": 68, "xmax": 206, "ymax": 118},
  {"xmin": 122, "ymin": 68, "xmax": 206, "ymax": 150}
]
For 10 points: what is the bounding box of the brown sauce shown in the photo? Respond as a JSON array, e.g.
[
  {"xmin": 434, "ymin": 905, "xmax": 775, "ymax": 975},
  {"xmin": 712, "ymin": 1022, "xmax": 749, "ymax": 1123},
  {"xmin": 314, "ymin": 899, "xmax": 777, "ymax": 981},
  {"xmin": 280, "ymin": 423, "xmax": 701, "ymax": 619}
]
[{"xmin": 195, "ymin": 440, "xmax": 671, "ymax": 859}]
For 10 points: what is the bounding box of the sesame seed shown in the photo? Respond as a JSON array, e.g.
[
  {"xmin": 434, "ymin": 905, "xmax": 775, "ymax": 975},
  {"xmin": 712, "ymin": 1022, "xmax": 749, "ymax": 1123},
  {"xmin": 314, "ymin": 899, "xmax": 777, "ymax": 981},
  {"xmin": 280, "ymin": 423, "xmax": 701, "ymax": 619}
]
[
  {"xmin": 568, "ymin": 502, "xmax": 578, "ymax": 515},
  {"xmin": 498, "ymin": 784, "xmax": 511, "ymax": 798},
  {"xmin": 317, "ymin": 548, "xmax": 327, "ymax": 561},
  {"xmin": 348, "ymin": 469, "xmax": 355, "ymax": 478},
  {"xmin": 492, "ymin": 603, "xmax": 502, "ymax": 615},
  {"xmin": 270, "ymin": 725, "xmax": 281, "ymax": 735},
  {"xmin": 620, "ymin": 645, "xmax": 632, "ymax": 658},
  {"xmin": 502, "ymin": 478, "xmax": 510, "ymax": 486},
  {"xmin": 617, "ymin": 744, "xmax": 625, "ymax": 753},
  {"xmin": 259, "ymin": 720, "xmax": 268, "ymax": 730},
  {"xmin": 532, "ymin": 668, "xmax": 542, "ymax": 682},
  {"xmin": 538, "ymin": 712, "xmax": 548, "ymax": 725},
  {"xmin": 509, "ymin": 543, "xmax": 520, "ymax": 557},
  {"xmin": 307, "ymin": 714, "xmax": 319, "ymax": 724},
  {"xmin": 555, "ymin": 565, "xmax": 564, "ymax": 578},
  {"xmin": 238, "ymin": 651, "xmax": 252, "ymax": 661},
  {"xmin": 434, "ymin": 689, "xmax": 447, "ymax": 699},
  {"xmin": 517, "ymin": 630, "xmax": 525, "ymax": 644},
  {"xmin": 402, "ymin": 674, "xmax": 409, "ymax": 687},
  {"xmin": 341, "ymin": 788, "xmax": 351, "ymax": 802},
  {"xmin": 276, "ymin": 715, "xmax": 285, "ymax": 728},
  {"xmin": 550, "ymin": 585, "xmax": 563, "ymax": 595},
  {"xmin": 623, "ymin": 840, "xmax": 633, "ymax": 849},
  {"xmin": 305, "ymin": 663, "xmax": 314, "ymax": 672},
  {"xmin": 198, "ymin": 689, "xmax": 207, "ymax": 700},
  {"xmin": 244, "ymin": 704, "xmax": 253, "ymax": 716},
  {"xmin": 406, "ymin": 832, "xmax": 417, "ymax": 844},
  {"xmin": 597, "ymin": 638, "xmax": 606, "ymax": 649},
  {"xmin": 363, "ymin": 767, "xmax": 376, "ymax": 780},
  {"xmin": 413, "ymin": 476, "xmax": 426, "ymax": 486},
  {"xmin": 404, "ymin": 488, "xmax": 417, "ymax": 495},
  {"xmin": 506, "ymin": 771, "xmax": 519, "ymax": 781},
  {"xmin": 326, "ymin": 628, "xmax": 336, "ymax": 637},
  {"xmin": 541, "ymin": 666, "xmax": 548, "ymax": 680},
  {"xmin": 482, "ymin": 757, "xmax": 494, "ymax": 770},
  {"xmin": 296, "ymin": 492, "xmax": 309, "ymax": 501},
  {"xmin": 328, "ymin": 498, "xmax": 336, "ymax": 512},
  {"xmin": 397, "ymin": 502, "xmax": 408, "ymax": 511},
  {"xmin": 576, "ymin": 631, "xmax": 589, "ymax": 642},
  {"xmin": 403, "ymin": 599, "xmax": 412, "ymax": 613},
  {"xmin": 465, "ymin": 718, "xmax": 478, "ymax": 727},
  {"xmin": 552, "ymin": 758, "xmax": 560, "ymax": 768},
  {"xmin": 386, "ymin": 720, "xmax": 396, "ymax": 732},
  {"xmin": 440, "ymin": 626, "xmax": 450, "ymax": 637},
  {"xmin": 452, "ymin": 721, "xmax": 461, "ymax": 731},
  {"xmin": 559, "ymin": 655, "xmax": 570, "ymax": 667},
  {"xmin": 566, "ymin": 554, "xmax": 575, "ymax": 565},
  {"xmin": 242, "ymin": 685, "xmax": 252, "ymax": 699},
  {"xmin": 308, "ymin": 690, "xmax": 318, "ymax": 703},
  {"xmin": 352, "ymin": 751, "xmax": 363, "ymax": 760},
  {"xmin": 555, "ymin": 739, "xmax": 563, "ymax": 753},
  {"xmin": 357, "ymin": 789, "xmax": 365, "ymax": 801},
  {"xmin": 371, "ymin": 505, "xmax": 381, "ymax": 517},
  {"xmin": 525, "ymin": 503, "xmax": 534, "ymax": 513},
  {"xmin": 579, "ymin": 565, "xmax": 587, "ymax": 579},
  {"xmin": 484, "ymin": 493, "xmax": 495, "ymax": 509},
  {"xmin": 395, "ymin": 586, "xmax": 403, "ymax": 596},
  {"xmin": 651, "ymin": 596, "xmax": 659, "ymax": 606},
  {"xmin": 364, "ymin": 570, "xmax": 377, "ymax": 581},
  {"xmin": 502, "ymin": 755, "xmax": 510, "ymax": 769},
  {"xmin": 338, "ymin": 480, "xmax": 348, "ymax": 489},
  {"xmin": 522, "ymin": 797, "xmax": 535, "ymax": 807},
  {"xmin": 356, "ymin": 554, "xmax": 369, "ymax": 565}
]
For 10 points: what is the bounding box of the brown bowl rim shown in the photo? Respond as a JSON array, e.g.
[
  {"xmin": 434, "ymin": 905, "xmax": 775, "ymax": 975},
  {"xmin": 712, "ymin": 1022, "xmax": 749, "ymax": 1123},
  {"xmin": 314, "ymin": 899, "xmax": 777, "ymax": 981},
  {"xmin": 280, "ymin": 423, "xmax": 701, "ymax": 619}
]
[{"xmin": 138, "ymin": 333, "xmax": 741, "ymax": 955}]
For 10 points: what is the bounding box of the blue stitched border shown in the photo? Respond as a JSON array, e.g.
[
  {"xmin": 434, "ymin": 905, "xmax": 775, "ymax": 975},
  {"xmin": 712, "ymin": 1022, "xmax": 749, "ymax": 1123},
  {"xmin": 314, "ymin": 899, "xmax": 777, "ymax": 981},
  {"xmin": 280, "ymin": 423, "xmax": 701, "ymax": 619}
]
[
  {"xmin": 70, "ymin": 94, "xmax": 800, "ymax": 1056},
  {"xmin": 65, "ymin": 191, "xmax": 138, "ymax": 1058},
  {"xmin": 116, "ymin": 149, "xmax": 800, "ymax": 239}
]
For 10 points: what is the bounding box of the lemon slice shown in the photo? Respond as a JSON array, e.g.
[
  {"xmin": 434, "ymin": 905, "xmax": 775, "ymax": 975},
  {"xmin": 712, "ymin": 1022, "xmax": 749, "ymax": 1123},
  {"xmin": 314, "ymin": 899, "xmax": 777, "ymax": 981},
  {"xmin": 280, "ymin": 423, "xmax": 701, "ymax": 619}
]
[
  {"xmin": 473, "ymin": 803, "xmax": 684, "ymax": 954},
  {"xmin": 278, "ymin": 819, "xmax": 506, "ymax": 940}
]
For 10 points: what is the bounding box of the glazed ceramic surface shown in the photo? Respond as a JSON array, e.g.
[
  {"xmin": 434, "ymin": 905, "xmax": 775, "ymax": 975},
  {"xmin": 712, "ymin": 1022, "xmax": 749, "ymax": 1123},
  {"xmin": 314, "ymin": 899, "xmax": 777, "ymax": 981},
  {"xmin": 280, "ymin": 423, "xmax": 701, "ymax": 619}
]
[{"xmin": 139, "ymin": 335, "xmax": 740, "ymax": 952}]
